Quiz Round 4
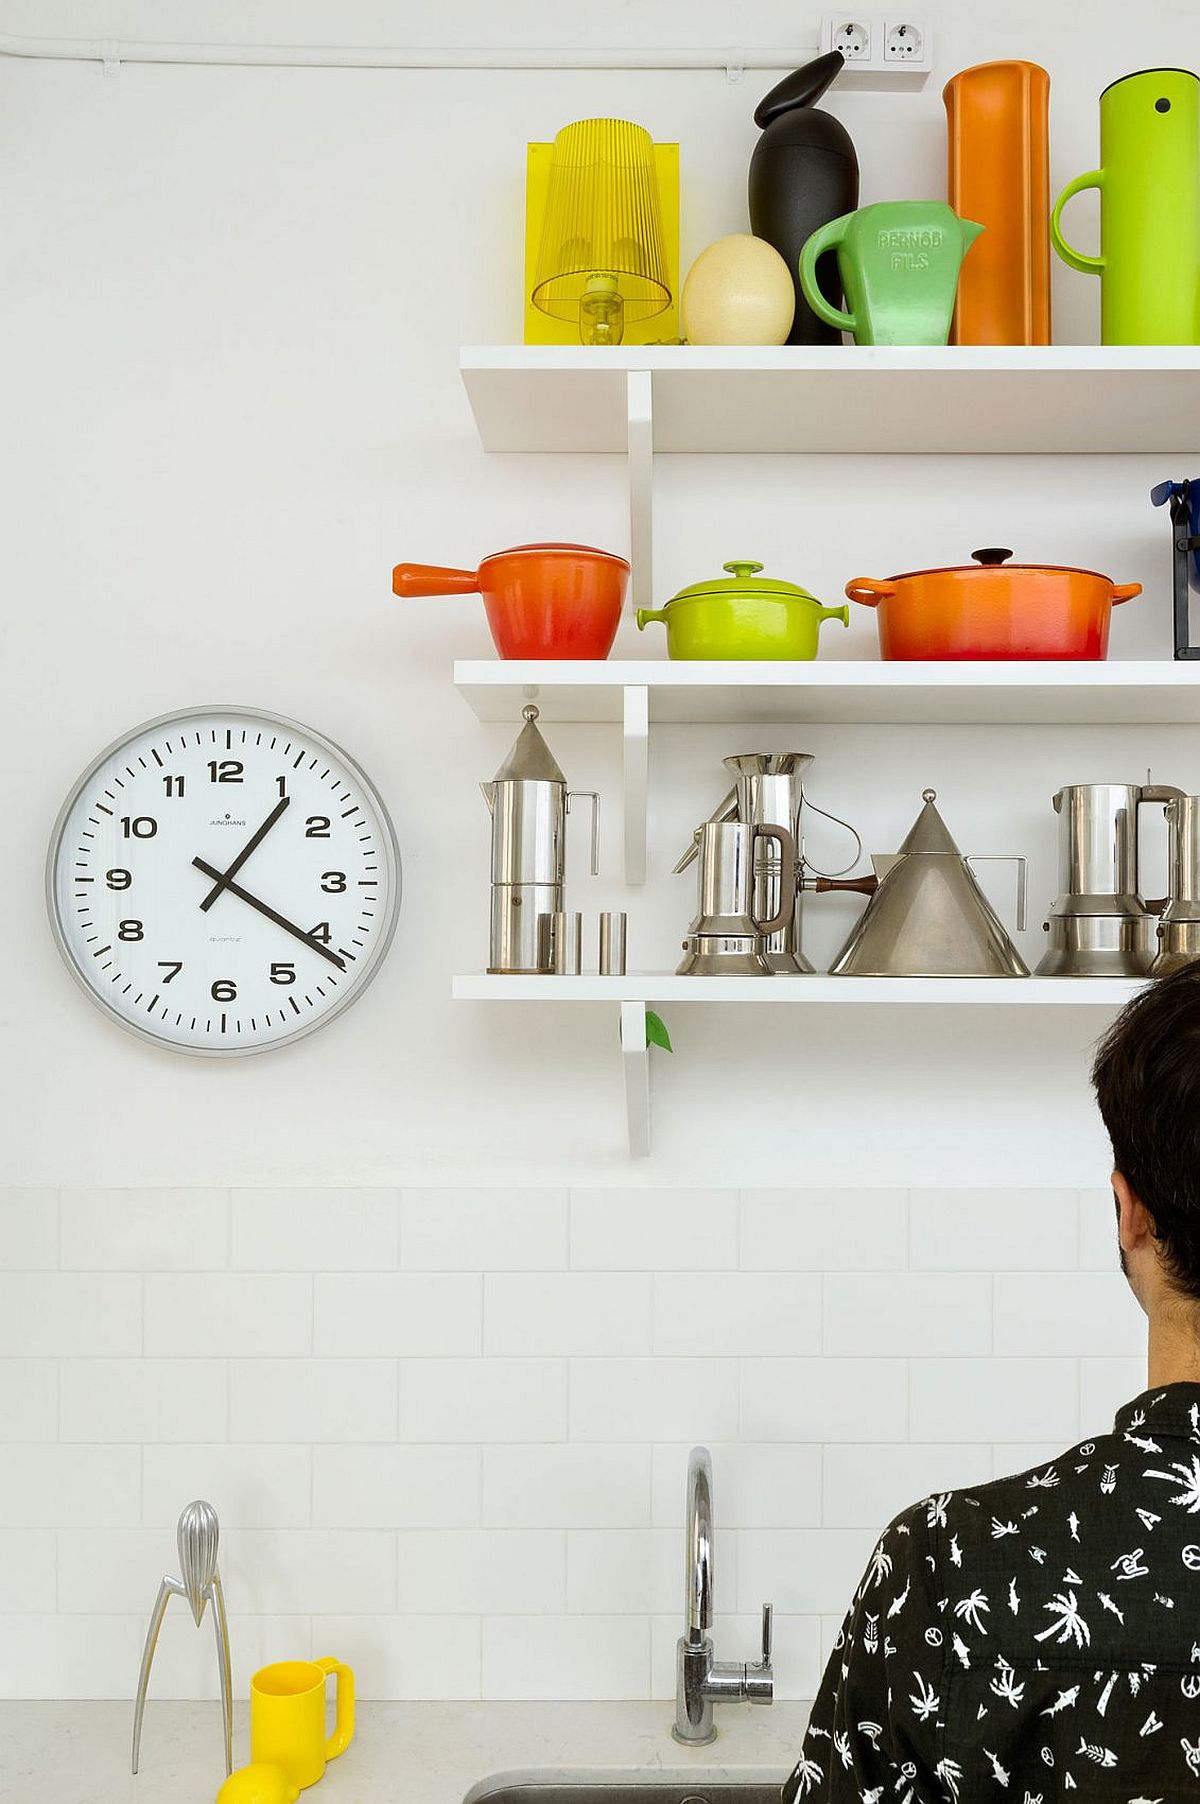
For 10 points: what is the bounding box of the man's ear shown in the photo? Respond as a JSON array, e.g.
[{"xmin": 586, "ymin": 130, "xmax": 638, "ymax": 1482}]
[{"xmin": 1114, "ymin": 1170, "xmax": 1156, "ymax": 1251}]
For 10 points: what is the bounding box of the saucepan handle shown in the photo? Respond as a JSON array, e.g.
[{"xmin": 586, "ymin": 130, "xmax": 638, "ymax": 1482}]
[
  {"xmin": 392, "ymin": 563, "xmax": 480, "ymax": 598},
  {"xmin": 752, "ymin": 824, "xmax": 797, "ymax": 936},
  {"xmin": 965, "ymin": 855, "xmax": 1027, "ymax": 932},
  {"xmin": 1110, "ymin": 583, "xmax": 1142, "ymax": 605},
  {"xmin": 844, "ymin": 579, "xmax": 895, "ymax": 608}
]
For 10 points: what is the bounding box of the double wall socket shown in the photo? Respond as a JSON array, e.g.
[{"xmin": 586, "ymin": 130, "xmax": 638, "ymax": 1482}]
[{"xmin": 820, "ymin": 15, "xmax": 932, "ymax": 88}]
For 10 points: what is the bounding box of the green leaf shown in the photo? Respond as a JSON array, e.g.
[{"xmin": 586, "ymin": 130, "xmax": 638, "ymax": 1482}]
[{"xmin": 645, "ymin": 1010, "xmax": 674, "ymax": 1053}]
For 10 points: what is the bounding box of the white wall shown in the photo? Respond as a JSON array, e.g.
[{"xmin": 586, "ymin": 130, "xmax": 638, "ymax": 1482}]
[{"xmin": 0, "ymin": 0, "xmax": 1181, "ymax": 1702}]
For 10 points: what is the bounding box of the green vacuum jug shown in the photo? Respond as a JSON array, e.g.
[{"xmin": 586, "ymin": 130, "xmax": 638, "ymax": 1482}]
[{"xmin": 1052, "ymin": 68, "xmax": 1200, "ymax": 344}]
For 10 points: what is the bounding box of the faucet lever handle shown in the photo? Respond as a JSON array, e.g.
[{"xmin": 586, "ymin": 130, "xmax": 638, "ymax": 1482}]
[{"xmin": 760, "ymin": 1602, "xmax": 773, "ymax": 1667}]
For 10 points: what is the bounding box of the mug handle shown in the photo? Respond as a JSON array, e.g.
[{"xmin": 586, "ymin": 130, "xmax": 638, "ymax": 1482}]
[
  {"xmin": 314, "ymin": 1656, "xmax": 355, "ymax": 1761},
  {"xmin": 1050, "ymin": 170, "xmax": 1105, "ymax": 275},
  {"xmin": 798, "ymin": 215, "xmax": 858, "ymax": 335}
]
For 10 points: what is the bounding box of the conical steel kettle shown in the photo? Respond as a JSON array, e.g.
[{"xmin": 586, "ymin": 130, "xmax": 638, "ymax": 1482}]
[{"xmin": 822, "ymin": 789, "xmax": 1029, "ymax": 978}]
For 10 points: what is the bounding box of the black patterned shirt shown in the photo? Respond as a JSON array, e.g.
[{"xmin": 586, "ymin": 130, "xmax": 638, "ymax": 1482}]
[{"xmin": 783, "ymin": 1384, "xmax": 1200, "ymax": 1803}]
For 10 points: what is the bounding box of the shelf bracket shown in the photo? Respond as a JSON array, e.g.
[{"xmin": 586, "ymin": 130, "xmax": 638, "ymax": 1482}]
[
  {"xmin": 626, "ymin": 369, "xmax": 653, "ymax": 607},
  {"xmin": 619, "ymin": 999, "xmax": 651, "ymax": 1157},
  {"xmin": 623, "ymin": 684, "xmax": 649, "ymax": 886}
]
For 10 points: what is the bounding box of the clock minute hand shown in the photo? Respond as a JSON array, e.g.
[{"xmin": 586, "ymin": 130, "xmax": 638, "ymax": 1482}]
[
  {"xmin": 199, "ymin": 795, "xmax": 290, "ymax": 912},
  {"xmin": 191, "ymin": 857, "xmax": 346, "ymax": 971}
]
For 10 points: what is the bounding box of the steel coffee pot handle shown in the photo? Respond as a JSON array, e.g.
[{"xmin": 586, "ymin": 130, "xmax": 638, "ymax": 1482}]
[
  {"xmin": 567, "ymin": 790, "xmax": 601, "ymax": 876},
  {"xmin": 752, "ymin": 824, "xmax": 798, "ymax": 936}
]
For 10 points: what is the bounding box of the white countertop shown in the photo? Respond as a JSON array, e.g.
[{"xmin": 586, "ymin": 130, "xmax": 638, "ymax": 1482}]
[{"xmin": 0, "ymin": 1700, "xmax": 812, "ymax": 1804}]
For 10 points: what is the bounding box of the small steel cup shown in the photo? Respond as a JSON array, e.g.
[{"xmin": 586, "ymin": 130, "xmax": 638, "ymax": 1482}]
[{"xmin": 599, "ymin": 911, "xmax": 627, "ymax": 975}]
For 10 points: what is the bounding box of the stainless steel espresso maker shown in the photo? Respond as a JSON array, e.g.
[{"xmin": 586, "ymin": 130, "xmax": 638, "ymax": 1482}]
[
  {"xmin": 1154, "ymin": 793, "xmax": 1200, "ymax": 975},
  {"xmin": 677, "ymin": 820, "xmax": 798, "ymax": 976},
  {"xmin": 1036, "ymin": 782, "xmax": 1181, "ymax": 977},
  {"xmin": 481, "ymin": 706, "xmax": 599, "ymax": 974}
]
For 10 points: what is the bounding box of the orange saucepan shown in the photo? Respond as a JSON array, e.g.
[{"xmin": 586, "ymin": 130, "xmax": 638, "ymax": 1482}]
[
  {"xmin": 845, "ymin": 547, "xmax": 1142, "ymax": 661},
  {"xmin": 393, "ymin": 542, "xmax": 630, "ymax": 660}
]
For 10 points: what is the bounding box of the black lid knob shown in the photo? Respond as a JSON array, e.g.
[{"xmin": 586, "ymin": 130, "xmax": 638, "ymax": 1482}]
[{"xmin": 971, "ymin": 547, "xmax": 1014, "ymax": 566}]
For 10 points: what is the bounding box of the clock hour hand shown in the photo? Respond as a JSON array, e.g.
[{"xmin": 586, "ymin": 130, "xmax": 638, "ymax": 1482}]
[
  {"xmin": 199, "ymin": 796, "xmax": 290, "ymax": 912},
  {"xmin": 192, "ymin": 857, "xmax": 346, "ymax": 970}
]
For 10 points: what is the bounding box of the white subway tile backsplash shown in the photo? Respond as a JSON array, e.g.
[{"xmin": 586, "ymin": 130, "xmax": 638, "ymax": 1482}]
[
  {"xmin": 653, "ymin": 1275, "xmax": 821, "ymax": 1357},
  {"xmin": 1080, "ymin": 1356, "xmax": 1147, "ymax": 1432},
  {"xmin": 226, "ymin": 1530, "xmax": 396, "ymax": 1615},
  {"xmin": 824, "ymin": 1273, "xmax": 991, "ymax": 1357},
  {"xmin": 145, "ymin": 1274, "xmax": 311, "ymax": 1357},
  {"xmin": 143, "ymin": 1444, "xmax": 313, "ymax": 1529},
  {"xmin": 56, "ymin": 1528, "xmax": 166, "ymax": 1612},
  {"xmin": 0, "ymin": 1530, "xmax": 56, "ymax": 1612},
  {"xmin": 741, "ymin": 1359, "xmax": 909, "ymax": 1444},
  {"xmin": 402, "ymin": 1188, "xmax": 568, "ymax": 1271},
  {"xmin": 651, "ymin": 1443, "xmax": 822, "ymax": 1529},
  {"xmin": 740, "ymin": 1191, "xmax": 907, "ymax": 1271},
  {"xmin": 0, "ymin": 1274, "xmax": 141, "ymax": 1356},
  {"xmin": 990, "ymin": 1443, "xmax": 1071, "ymax": 1480},
  {"xmin": 0, "ymin": 1614, "xmax": 142, "ymax": 1698},
  {"xmin": 569, "ymin": 1359, "xmax": 739, "ymax": 1444},
  {"xmin": 397, "ymin": 1530, "xmax": 565, "ymax": 1614},
  {"xmin": 570, "ymin": 1190, "xmax": 738, "ymax": 1270},
  {"xmin": 566, "ymin": 1529, "xmax": 680, "ymax": 1615},
  {"xmin": 313, "ymin": 1446, "xmax": 480, "ymax": 1528},
  {"xmin": 822, "ymin": 1443, "xmax": 993, "ymax": 1529},
  {"xmin": 482, "ymin": 1615, "xmax": 649, "ymax": 1700},
  {"xmin": 314, "ymin": 1275, "xmax": 481, "ymax": 1356},
  {"xmin": 483, "ymin": 1446, "xmax": 650, "ymax": 1528},
  {"xmin": 1078, "ymin": 1186, "xmax": 1120, "ymax": 1272},
  {"xmin": 0, "ymin": 1360, "xmax": 59, "ymax": 1441},
  {"xmin": 312, "ymin": 1614, "xmax": 481, "ymax": 1699},
  {"xmin": 402, "ymin": 1359, "xmax": 566, "ymax": 1443},
  {"xmin": 485, "ymin": 1274, "xmax": 652, "ymax": 1356},
  {"xmin": 59, "ymin": 1359, "xmax": 227, "ymax": 1443},
  {"xmin": 993, "ymin": 1272, "xmax": 1143, "ymax": 1356},
  {"xmin": 231, "ymin": 1358, "xmax": 397, "ymax": 1443},
  {"xmin": 737, "ymin": 1527, "xmax": 878, "ymax": 1615},
  {"xmin": 232, "ymin": 1187, "xmax": 398, "ymax": 1271},
  {"xmin": 909, "ymin": 1189, "xmax": 1078, "ymax": 1271},
  {"xmin": 909, "ymin": 1358, "xmax": 1079, "ymax": 1442},
  {"xmin": 141, "ymin": 1612, "xmax": 311, "ymax": 1700},
  {"xmin": 0, "ymin": 1189, "xmax": 58, "ymax": 1270},
  {"xmin": 60, "ymin": 1188, "xmax": 226, "ymax": 1270},
  {"xmin": 0, "ymin": 1446, "xmax": 140, "ymax": 1527}
]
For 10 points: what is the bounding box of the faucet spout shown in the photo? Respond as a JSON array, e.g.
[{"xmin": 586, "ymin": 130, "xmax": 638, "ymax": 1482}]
[{"xmin": 684, "ymin": 1445, "xmax": 714, "ymax": 1638}]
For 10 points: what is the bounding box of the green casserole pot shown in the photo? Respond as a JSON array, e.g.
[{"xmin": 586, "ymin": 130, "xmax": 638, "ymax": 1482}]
[{"xmin": 636, "ymin": 560, "xmax": 849, "ymax": 660}]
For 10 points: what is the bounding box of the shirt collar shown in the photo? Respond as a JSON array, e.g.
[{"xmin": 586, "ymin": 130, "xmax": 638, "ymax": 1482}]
[{"xmin": 1115, "ymin": 1383, "xmax": 1200, "ymax": 1441}]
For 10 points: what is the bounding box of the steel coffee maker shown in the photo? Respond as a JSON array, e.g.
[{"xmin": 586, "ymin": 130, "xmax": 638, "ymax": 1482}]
[
  {"xmin": 1153, "ymin": 792, "xmax": 1200, "ymax": 975},
  {"xmin": 480, "ymin": 706, "xmax": 599, "ymax": 974},
  {"xmin": 677, "ymin": 820, "xmax": 798, "ymax": 976},
  {"xmin": 1036, "ymin": 781, "xmax": 1181, "ymax": 977}
]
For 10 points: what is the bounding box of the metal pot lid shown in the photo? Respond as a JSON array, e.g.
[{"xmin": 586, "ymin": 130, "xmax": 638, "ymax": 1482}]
[
  {"xmin": 895, "ymin": 788, "xmax": 963, "ymax": 857},
  {"xmin": 480, "ymin": 542, "xmax": 630, "ymax": 567},
  {"xmin": 669, "ymin": 560, "xmax": 822, "ymax": 604},
  {"xmin": 886, "ymin": 547, "xmax": 1115, "ymax": 582},
  {"xmin": 491, "ymin": 705, "xmax": 566, "ymax": 785}
]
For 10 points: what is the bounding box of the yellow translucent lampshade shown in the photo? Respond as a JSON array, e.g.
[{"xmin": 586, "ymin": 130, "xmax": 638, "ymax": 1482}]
[{"xmin": 532, "ymin": 118, "xmax": 672, "ymax": 344}]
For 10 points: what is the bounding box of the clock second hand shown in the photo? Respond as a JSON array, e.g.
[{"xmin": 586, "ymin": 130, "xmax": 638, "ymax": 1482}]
[
  {"xmin": 192, "ymin": 857, "xmax": 347, "ymax": 970},
  {"xmin": 199, "ymin": 795, "xmax": 290, "ymax": 912}
]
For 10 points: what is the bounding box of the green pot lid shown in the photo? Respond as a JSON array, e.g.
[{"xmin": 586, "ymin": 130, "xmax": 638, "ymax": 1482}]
[{"xmin": 669, "ymin": 560, "xmax": 822, "ymax": 604}]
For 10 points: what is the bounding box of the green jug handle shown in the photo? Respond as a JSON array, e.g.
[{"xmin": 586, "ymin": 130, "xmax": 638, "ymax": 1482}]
[
  {"xmin": 636, "ymin": 608, "xmax": 667, "ymax": 630},
  {"xmin": 819, "ymin": 605, "xmax": 850, "ymax": 628},
  {"xmin": 1050, "ymin": 169, "xmax": 1105, "ymax": 275},
  {"xmin": 798, "ymin": 214, "xmax": 858, "ymax": 335}
]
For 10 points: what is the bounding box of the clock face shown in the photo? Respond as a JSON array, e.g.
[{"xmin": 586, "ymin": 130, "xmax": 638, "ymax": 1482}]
[{"xmin": 47, "ymin": 706, "xmax": 400, "ymax": 1055}]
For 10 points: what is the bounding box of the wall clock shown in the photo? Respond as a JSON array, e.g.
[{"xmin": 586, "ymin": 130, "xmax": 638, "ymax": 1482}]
[{"xmin": 46, "ymin": 706, "xmax": 401, "ymax": 1055}]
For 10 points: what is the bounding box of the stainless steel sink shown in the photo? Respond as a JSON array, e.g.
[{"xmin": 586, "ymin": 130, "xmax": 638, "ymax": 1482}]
[{"xmin": 464, "ymin": 1770, "xmax": 785, "ymax": 1804}]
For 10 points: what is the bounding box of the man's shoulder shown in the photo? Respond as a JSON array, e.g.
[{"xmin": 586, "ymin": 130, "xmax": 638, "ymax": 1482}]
[{"xmin": 886, "ymin": 1430, "xmax": 1123, "ymax": 1549}]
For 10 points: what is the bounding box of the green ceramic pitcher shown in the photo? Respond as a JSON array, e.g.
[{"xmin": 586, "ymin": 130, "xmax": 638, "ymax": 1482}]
[
  {"xmin": 1051, "ymin": 68, "xmax": 1200, "ymax": 345},
  {"xmin": 798, "ymin": 200, "xmax": 983, "ymax": 345}
]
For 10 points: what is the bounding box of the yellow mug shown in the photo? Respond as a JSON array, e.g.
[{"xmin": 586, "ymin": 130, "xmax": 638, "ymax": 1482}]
[{"xmin": 249, "ymin": 1658, "xmax": 355, "ymax": 1791}]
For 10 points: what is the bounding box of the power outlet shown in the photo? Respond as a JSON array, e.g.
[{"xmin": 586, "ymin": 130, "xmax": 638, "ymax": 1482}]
[
  {"xmin": 883, "ymin": 19, "xmax": 928, "ymax": 63},
  {"xmin": 822, "ymin": 15, "xmax": 872, "ymax": 62},
  {"xmin": 820, "ymin": 14, "xmax": 932, "ymax": 86}
]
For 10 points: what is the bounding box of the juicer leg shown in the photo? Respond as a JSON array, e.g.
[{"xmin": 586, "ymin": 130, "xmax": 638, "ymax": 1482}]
[
  {"xmin": 209, "ymin": 1574, "xmax": 233, "ymax": 1776},
  {"xmin": 132, "ymin": 1579, "xmax": 174, "ymax": 1774}
]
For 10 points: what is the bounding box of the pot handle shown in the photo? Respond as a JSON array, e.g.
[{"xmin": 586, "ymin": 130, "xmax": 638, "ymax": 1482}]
[
  {"xmin": 809, "ymin": 874, "xmax": 878, "ymax": 897},
  {"xmin": 965, "ymin": 854, "xmax": 1027, "ymax": 932},
  {"xmin": 1111, "ymin": 582, "xmax": 1143, "ymax": 605},
  {"xmin": 1050, "ymin": 169, "xmax": 1106, "ymax": 276},
  {"xmin": 568, "ymin": 790, "xmax": 601, "ymax": 876},
  {"xmin": 819, "ymin": 605, "xmax": 851, "ymax": 629},
  {"xmin": 392, "ymin": 563, "xmax": 480, "ymax": 598},
  {"xmin": 752, "ymin": 825, "xmax": 798, "ymax": 937},
  {"xmin": 798, "ymin": 214, "xmax": 858, "ymax": 335},
  {"xmin": 844, "ymin": 579, "xmax": 895, "ymax": 608},
  {"xmin": 636, "ymin": 608, "xmax": 667, "ymax": 631}
]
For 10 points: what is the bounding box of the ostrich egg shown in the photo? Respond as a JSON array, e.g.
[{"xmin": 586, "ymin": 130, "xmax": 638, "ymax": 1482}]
[{"xmin": 682, "ymin": 234, "xmax": 796, "ymax": 345}]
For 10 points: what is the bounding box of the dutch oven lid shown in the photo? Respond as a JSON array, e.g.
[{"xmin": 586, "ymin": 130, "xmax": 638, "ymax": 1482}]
[
  {"xmin": 888, "ymin": 547, "xmax": 1114, "ymax": 582},
  {"xmin": 480, "ymin": 542, "xmax": 629, "ymax": 566},
  {"xmin": 670, "ymin": 560, "xmax": 822, "ymax": 604}
]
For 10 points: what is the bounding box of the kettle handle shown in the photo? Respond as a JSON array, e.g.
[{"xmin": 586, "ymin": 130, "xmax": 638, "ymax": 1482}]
[
  {"xmin": 752, "ymin": 824, "xmax": 798, "ymax": 936},
  {"xmin": 1050, "ymin": 169, "xmax": 1105, "ymax": 275},
  {"xmin": 965, "ymin": 855, "xmax": 1027, "ymax": 932},
  {"xmin": 568, "ymin": 790, "xmax": 601, "ymax": 876},
  {"xmin": 798, "ymin": 214, "xmax": 858, "ymax": 336}
]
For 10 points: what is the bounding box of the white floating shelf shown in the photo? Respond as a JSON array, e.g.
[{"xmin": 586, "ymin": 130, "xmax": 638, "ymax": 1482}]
[
  {"xmin": 453, "ymin": 974, "xmax": 1146, "ymax": 1006},
  {"xmin": 455, "ymin": 659, "xmax": 1200, "ymax": 727},
  {"xmin": 461, "ymin": 344, "xmax": 1200, "ymax": 457}
]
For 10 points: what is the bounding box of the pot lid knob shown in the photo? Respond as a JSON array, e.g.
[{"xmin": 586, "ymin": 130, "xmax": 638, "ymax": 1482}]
[
  {"xmin": 971, "ymin": 547, "xmax": 1013, "ymax": 566},
  {"xmin": 723, "ymin": 560, "xmax": 764, "ymax": 577}
]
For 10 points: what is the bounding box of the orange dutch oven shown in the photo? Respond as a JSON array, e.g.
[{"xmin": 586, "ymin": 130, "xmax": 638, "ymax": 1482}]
[
  {"xmin": 845, "ymin": 547, "xmax": 1142, "ymax": 661},
  {"xmin": 393, "ymin": 542, "xmax": 630, "ymax": 660}
]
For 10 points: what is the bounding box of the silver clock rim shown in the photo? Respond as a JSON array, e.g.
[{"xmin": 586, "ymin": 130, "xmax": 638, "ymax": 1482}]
[{"xmin": 45, "ymin": 704, "xmax": 402, "ymax": 1058}]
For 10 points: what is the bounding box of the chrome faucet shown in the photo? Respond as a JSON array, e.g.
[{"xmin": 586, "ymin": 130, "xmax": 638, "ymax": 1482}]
[{"xmin": 673, "ymin": 1445, "xmax": 773, "ymax": 1744}]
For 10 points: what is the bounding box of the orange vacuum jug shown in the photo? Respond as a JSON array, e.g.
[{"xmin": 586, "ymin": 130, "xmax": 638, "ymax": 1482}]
[{"xmin": 944, "ymin": 60, "xmax": 1051, "ymax": 344}]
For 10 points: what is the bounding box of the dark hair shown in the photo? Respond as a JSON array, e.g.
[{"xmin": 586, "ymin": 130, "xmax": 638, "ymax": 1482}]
[{"xmin": 1093, "ymin": 963, "xmax": 1200, "ymax": 1297}]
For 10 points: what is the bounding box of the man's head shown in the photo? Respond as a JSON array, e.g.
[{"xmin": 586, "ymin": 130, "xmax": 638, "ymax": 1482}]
[{"xmin": 1093, "ymin": 963, "xmax": 1200, "ymax": 1316}]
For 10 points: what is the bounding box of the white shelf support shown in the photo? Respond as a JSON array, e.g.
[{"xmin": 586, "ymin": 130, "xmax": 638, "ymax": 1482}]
[
  {"xmin": 622, "ymin": 684, "xmax": 649, "ymax": 885},
  {"xmin": 620, "ymin": 999, "xmax": 651, "ymax": 1157},
  {"xmin": 626, "ymin": 370, "xmax": 653, "ymax": 606}
]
